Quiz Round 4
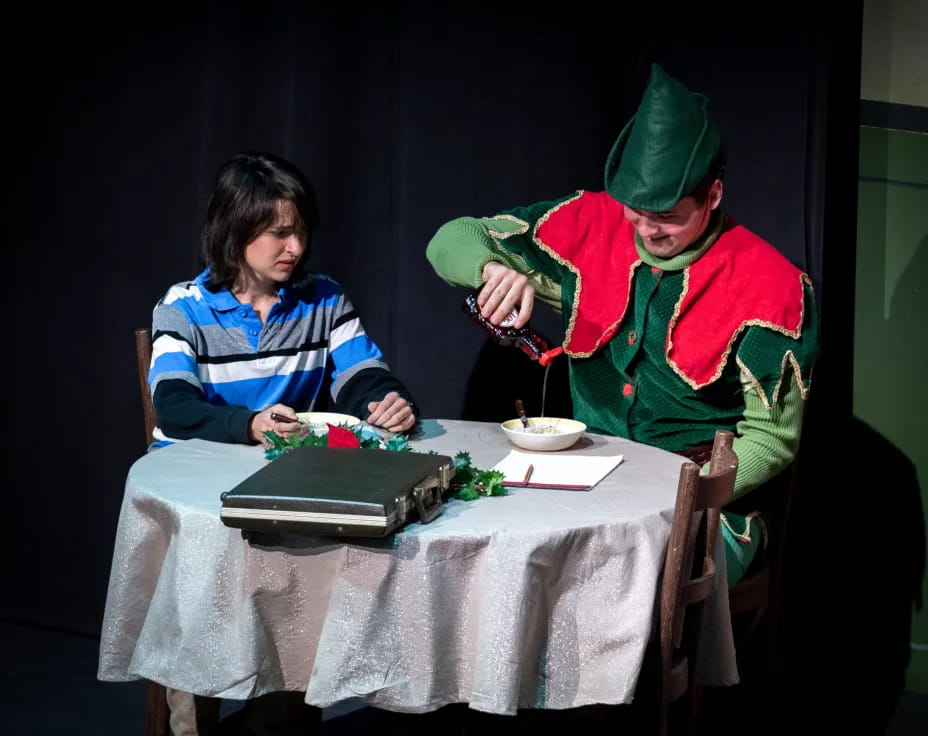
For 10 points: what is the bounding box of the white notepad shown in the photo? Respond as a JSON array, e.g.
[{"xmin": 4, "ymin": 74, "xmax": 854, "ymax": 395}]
[{"xmin": 492, "ymin": 449, "xmax": 624, "ymax": 491}]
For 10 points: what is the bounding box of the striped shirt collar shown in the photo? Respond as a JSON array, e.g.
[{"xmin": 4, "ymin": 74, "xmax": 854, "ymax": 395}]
[{"xmin": 193, "ymin": 269, "xmax": 306, "ymax": 311}]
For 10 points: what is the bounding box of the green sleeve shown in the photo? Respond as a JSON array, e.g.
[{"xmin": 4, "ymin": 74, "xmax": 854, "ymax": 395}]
[
  {"xmin": 729, "ymin": 366, "xmax": 806, "ymax": 499},
  {"xmin": 425, "ymin": 215, "xmax": 564, "ymax": 311},
  {"xmin": 724, "ymin": 279, "xmax": 817, "ymax": 498},
  {"xmin": 426, "ymin": 216, "xmax": 522, "ymax": 289}
]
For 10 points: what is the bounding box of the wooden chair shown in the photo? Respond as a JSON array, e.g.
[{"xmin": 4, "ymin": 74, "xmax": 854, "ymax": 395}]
[
  {"xmin": 134, "ymin": 326, "xmax": 171, "ymax": 736},
  {"xmin": 657, "ymin": 429, "xmax": 737, "ymax": 736},
  {"xmin": 135, "ymin": 327, "xmax": 158, "ymax": 447}
]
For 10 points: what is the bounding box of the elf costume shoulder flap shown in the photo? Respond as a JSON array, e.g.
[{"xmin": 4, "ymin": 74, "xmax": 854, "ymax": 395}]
[{"xmin": 534, "ymin": 190, "xmax": 812, "ymax": 390}]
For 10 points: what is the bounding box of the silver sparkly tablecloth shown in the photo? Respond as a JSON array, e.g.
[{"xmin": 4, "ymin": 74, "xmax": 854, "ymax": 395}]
[{"xmin": 98, "ymin": 419, "xmax": 737, "ymax": 715}]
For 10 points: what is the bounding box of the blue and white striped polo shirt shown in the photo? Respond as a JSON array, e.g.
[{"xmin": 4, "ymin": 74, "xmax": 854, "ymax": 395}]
[{"xmin": 150, "ymin": 269, "xmax": 390, "ymax": 443}]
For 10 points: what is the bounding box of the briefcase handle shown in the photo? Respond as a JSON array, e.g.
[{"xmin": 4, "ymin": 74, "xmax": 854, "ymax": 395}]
[
  {"xmin": 412, "ymin": 485, "xmax": 442, "ymax": 524},
  {"xmin": 411, "ymin": 463, "xmax": 454, "ymax": 524}
]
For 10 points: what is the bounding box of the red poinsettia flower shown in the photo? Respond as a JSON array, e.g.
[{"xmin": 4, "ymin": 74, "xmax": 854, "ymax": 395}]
[{"xmin": 325, "ymin": 423, "xmax": 361, "ymax": 448}]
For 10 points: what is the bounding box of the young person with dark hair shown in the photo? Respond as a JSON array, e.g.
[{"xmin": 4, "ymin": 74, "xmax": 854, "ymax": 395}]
[
  {"xmin": 150, "ymin": 151, "xmax": 417, "ymax": 450},
  {"xmin": 426, "ymin": 63, "xmax": 818, "ymax": 588},
  {"xmin": 149, "ymin": 151, "xmax": 418, "ymax": 734}
]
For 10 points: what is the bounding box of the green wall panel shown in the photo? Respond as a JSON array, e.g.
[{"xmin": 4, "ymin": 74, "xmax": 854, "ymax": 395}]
[{"xmin": 856, "ymin": 125, "xmax": 928, "ymax": 692}]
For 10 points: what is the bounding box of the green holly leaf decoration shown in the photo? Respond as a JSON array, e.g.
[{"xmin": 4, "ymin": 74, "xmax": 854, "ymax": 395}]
[
  {"xmin": 480, "ymin": 469, "xmax": 507, "ymax": 496},
  {"xmin": 383, "ymin": 434, "xmax": 411, "ymax": 452},
  {"xmin": 456, "ymin": 484, "xmax": 481, "ymax": 501},
  {"xmin": 449, "ymin": 452, "xmax": 507, "ymax": 501},
  {"xmin": 262, "ymin": 429, "xmax": 308, "ymax": 460},
  {"xmin": 305, "ymin": 432, "xmax": 329, "ymax": 447},
  {"xmin": 450, "ymin": 450, "xmax": 477, "ymax": 500}
]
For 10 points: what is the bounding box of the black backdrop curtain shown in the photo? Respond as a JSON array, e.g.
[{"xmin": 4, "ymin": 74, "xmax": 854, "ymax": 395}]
[{"xmin": 3, "ymin": 1, "xmax": 869, "ymax": 714}]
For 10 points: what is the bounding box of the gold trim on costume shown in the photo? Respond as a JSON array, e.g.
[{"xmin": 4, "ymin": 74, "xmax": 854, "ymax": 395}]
[
  {"xmin": 721, "ymin": 511, "xmax": 768, "ymax": 550},
  {"xmin": 737, "ymin": 350, "xmax": 811, "ymax": 409},
  {"xmin": 486, "ymin": 214, "xmax": 530, "ymax": 240},
  {"xmin": 667, "ymin": 271, "xmax": 813, "ymax": 391},
  {"xmin": 530, "ymin": 191, "xmax": 638, "ymax": 358},
  {"xmin": 530, "ymin": 191, "xmax": 587, "ymax": 354}
]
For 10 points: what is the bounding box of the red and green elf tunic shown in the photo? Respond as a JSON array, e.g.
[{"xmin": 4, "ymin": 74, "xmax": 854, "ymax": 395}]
[{"xmin": 427, "ymin": 190, "xmax": 819, "ymax": 584}]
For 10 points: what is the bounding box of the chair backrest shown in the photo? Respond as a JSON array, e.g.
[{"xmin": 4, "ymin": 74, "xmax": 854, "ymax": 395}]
[
  {"xmin": 134, "ymin": 327, "xmax": 157, "ymax": 448},
  {"xmin": 658, "ymin": 429, "xmax": 737, "ymax": 735},
  {"xmin": 134, "ymin": 327, "xmax": 172, "ymax": 735}
]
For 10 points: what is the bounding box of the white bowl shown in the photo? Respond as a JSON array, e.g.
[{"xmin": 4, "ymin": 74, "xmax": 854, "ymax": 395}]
[
  {"xmin": 296, "ymin": 411, "xmax": 361, "ymax": 434},
  {"xmin": 500, "ymin": 417, "xmax": 587, "ymax": 452}
]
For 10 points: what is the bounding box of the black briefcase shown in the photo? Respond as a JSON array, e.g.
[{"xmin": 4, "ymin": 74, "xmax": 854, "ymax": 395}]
[{"xmin": 219, "ymin": 446, "xmax": 455, "ymax": 537}]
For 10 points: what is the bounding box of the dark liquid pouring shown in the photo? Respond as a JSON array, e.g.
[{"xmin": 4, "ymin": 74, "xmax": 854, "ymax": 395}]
[{"xmin": 541, "ymin": 362, "xmax": 551, "ymax": 417}]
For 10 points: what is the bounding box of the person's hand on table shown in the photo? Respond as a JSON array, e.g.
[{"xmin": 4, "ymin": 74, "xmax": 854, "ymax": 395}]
[
  {"xmin": 367, "ymin": 391, "xmax": 416, "ymax": 433},
  {"xmin": 479, "ymin": 261, "xmax": 535, "ymax": 328},
  {"xmin": 249, "ymin": 403, "xmax": 308, "ymax": 446}
]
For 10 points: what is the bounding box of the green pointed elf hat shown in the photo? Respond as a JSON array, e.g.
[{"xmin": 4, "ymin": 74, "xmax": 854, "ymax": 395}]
[{"xmin": 604, "ymin": 63, "xmax": 720, "ymax": 211}]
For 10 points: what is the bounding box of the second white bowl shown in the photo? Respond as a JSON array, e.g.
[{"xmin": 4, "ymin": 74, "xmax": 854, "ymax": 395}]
[{"xmin": 500, "ymin": 417, "xmax": 587, "ymax": 451}]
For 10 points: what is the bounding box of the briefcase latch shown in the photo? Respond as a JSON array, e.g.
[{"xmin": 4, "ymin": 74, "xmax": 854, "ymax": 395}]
[{"xmin": 412, "ymin": 462, "xmax": 455, "ymax": 524}]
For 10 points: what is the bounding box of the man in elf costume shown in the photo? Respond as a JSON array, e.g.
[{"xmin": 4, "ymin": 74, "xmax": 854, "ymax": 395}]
[{"xmin": 426, "ymin": 63, "xmax": 818, "ymax": 586}]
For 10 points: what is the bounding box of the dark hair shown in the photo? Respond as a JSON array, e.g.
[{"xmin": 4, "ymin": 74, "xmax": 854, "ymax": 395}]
[
  {"xmin": 200, "ymin": 151, "xmax": 320, "ymax": 291},
  {"xmin": 687, "ymin": 146, "xmax": 727, "ymax": 205}
]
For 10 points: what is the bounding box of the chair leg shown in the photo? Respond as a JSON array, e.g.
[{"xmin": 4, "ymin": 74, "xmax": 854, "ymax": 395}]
[
  {"xmin": 145, "ymin": 681, "xmax": 171, "ymax": 736},
  {"xmin": 667, "ymin": 690, "xmax": 697, "ymax": 736}
]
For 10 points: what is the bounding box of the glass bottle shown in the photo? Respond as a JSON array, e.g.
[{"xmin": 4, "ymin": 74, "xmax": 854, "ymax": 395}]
[{"xmin": 462, "ymin": 287, "xmax": 564, "ymax": 366}]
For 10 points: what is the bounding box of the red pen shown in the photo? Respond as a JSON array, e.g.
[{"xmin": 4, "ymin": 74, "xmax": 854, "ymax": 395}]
[
  {"xmin": 503, "ymin": 480, "xmax": 591, "ymax": 491},
  {"xmin": 522, "ymin": 464, "xmax": 535, "ymax": 483}
]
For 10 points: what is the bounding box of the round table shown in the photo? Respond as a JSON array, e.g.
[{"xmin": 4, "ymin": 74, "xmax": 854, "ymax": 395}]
[{"xmin": 98, "ymin": 419, "xmax": 736, "ymax": 715}]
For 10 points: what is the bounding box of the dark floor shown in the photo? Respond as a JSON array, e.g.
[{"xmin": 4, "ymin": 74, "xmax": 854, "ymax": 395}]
[{"xmin": 2, "ymin": 619, "xmax": 926, "ymax": 735}]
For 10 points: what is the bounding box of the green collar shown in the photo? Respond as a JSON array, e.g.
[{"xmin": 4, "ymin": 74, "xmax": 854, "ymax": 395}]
[{"xmin": 635, "ymin": 211, "xmax": 726, "ymax": 271}]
